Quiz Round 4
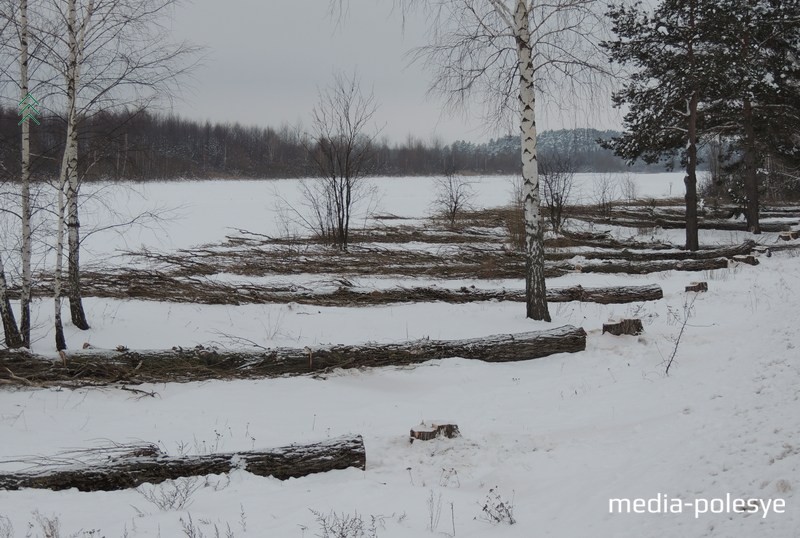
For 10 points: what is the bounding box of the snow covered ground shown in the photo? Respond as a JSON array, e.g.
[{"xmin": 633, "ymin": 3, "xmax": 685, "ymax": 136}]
[{"xmin": 1, "ymin": 173, "xmax": 798, "ymax": 537}]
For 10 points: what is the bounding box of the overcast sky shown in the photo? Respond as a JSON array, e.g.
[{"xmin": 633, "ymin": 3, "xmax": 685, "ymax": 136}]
[{"xmin": 169, "ymin": 0, "xmax": 620, "ymax": 144}]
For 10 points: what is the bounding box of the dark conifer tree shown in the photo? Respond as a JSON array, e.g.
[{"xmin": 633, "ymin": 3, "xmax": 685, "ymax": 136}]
[
  {"xmin": 702, "ymin": 0, "xmax": 800, "ymax": 232},
  {"xmin": 603, "ymin": 0, "xmax": 721, "ymax": 251}
]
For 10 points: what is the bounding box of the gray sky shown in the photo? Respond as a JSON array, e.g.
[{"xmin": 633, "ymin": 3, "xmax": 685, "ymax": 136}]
[{"xmin": 170, "ymin": 0, "xmax": 619, "ymax": 144}]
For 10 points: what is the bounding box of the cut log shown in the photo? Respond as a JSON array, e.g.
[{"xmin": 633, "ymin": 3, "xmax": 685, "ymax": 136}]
[
  {"xmin": 0, "ymin": 326, "xmax": 587, "ymax": 386},
  {"xmin": 685, "ymin": 282, "xmax": 708, "ymax": 293},
  {"xmin": 603, "ymin": 319, "xmax": 644, "ymax": 336},
  {"xmin": 732, "ymin": 254, "xmax": 759, "ymax": 266},
  {"xmin": 778, "ymin": 230, "xmax": 800, "ymax": 241},
  {"xmin": 410, "ymin": 422, "xmax": 460, "ymax": 443},
  {"xmin": 0, "ymin": 435, "xmax": 365, "ymax": 492},
  {"xmin": 556, "ymin": 257, "xmax": 730, "ymax": 275},
  {"xmin": 547, "ymin": 284, "xmax": 663, "ymax": 304}
]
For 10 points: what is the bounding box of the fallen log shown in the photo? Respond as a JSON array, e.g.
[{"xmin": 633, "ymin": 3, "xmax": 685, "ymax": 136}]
[
  {"xmin": 0, "ymin": 326, "xmax": 587, "ymax": 386},
  {"xmin": 546, "ymin": 284, "xmax": 663, "ymax": 304},
  {"xmin": 0, "ymin": 435, "xmax": 365, "ymax": 492},
  {"xmin": 285, "ymin": 284, "xmax": 663, "ymax": 306},
  {"xmin": 547, "ymin": 241, "xmax": 755, "ymax": 263},
  {"xmin": 556, "ymin": 257, "xmax": 730, "ymax": 275},
  {"xmin": 14, "ymin": 271, "xmax": 664, "ymax": 307},
  {"xmin": 573, "ymin": 213, "xmax": 795, "ymax": 232}
]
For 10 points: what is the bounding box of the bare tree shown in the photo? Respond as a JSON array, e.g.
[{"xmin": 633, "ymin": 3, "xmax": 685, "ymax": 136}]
[
  {"xmin": 592, "ymin": 173, "xmax": 618, "ymax": 219},
  {"xmin": 539, "ymin": 151, "xmax": 575, "ymax": 234},
  {"xmin": 333, "ymin": 0, "xmax": 607, "ymax": 320},
  {"xmin": 37, "ymin": 0, "xmax": 198, "ymax": 343},
  {"xmin": 304, "ymin": 72, "xmax": 380, "ymax": 250},
  {"xmin": 433, "ymin": 171, "xmax": 474, "ymax": 228}
]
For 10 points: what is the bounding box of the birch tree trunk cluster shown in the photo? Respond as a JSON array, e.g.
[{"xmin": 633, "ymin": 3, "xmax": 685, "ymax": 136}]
[{"xmin": 0, "ymin": 0, "xmax": 196, "ymax": 350}]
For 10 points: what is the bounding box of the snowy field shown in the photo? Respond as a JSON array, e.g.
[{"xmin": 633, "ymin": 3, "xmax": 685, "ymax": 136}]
[{"xmin": 1, "ymin": 173, "xmax": 798, "ymax": 537}]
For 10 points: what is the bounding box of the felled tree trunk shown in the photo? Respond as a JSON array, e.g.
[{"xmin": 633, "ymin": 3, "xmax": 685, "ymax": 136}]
[
  {"xmin": 559, "ymin": 257, "xmax": 730, "ymax": 275},
  {"xmin": 0, "ymin": 327, "xmax": 587, "ymax": 386},
  {"xmin": 546, "ymin": 284, "xmax": 663, "ymax": 304},
  {"xmin": 0, "ymin": 435, "xmax": 365, "ymax": 492},
  {"xmin": 48, "ymin": 273, "xmax": 662, "ymax": 307}
]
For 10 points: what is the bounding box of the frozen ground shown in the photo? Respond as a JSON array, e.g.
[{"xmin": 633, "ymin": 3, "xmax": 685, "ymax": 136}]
[{"xmin": 1, "ymin": 173, "xmax": 798, "ymax": 537}]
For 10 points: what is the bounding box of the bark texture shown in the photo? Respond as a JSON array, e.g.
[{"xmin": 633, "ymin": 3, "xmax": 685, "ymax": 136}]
[
  {"xmin": 515, "ymin": 0, "xmax": 550, "ymax": 321},
  {"xmin": 64, "ymin": 0, "xmax": 91, "ymax": 330},
  {"xmin": 19, "ymin": 0, "xmax": 32, "ymax": 347},
  {"xmin": 0, "ymin": 435, "xmax": 366, "ymax": 492}
]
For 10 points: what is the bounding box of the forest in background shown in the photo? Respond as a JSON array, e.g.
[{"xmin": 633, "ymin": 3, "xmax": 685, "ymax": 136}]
[{"xmin": 0, "ymin": 107, "xmax": 664, "ymax": 181}]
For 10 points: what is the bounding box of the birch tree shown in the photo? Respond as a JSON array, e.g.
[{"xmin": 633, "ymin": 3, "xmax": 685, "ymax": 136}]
[
  {"xmin": 0, "ymin": 0, "xmax": 50, "ymax": 348},
  {"xmin": 334, "ymin": 0, "xmax": 607, "ymax": 320},
  {"xmin": 42, "ymin": 0, "xmax": 197, "ymax": 339},
  {"xmin": 18, "ymin": 0, "xmax": 33, "ymax": 347}
]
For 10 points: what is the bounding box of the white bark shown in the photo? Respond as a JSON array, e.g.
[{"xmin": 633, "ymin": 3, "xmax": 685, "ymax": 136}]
[
  {"xmin": 19, "ymin": 0, "xmax": 32, "ymax": 347},
  {"xmin": 515, "ymin": 0, "xmax": 550, "ymax": 321},
  {"xmin": 54, "ymin": 141, "xmax": 68, "ymax": 351},
  {"xmin": 63, "ymin": 0, "xmax": 93, "ymax": 330},
  {"xmin": 53, "ymin": 0, "xmax": 85, "ymax": 349}
]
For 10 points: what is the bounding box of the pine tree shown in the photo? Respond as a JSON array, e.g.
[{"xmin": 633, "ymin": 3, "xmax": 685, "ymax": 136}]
[
  {"xmin": 603, "ymin": 0, "xmax": 722, "ymax": 251},
  {"xmin": 702, "ymin": 0, "xmax": 800, "ymax": 232}
]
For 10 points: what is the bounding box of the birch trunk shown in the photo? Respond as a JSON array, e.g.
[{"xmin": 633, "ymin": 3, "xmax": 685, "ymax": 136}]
[
  {"xmin": 19, "ymin": 0, "xmax": 33, "ymax": 347},
  {"xmin": 65, "ymin": 0, "xmax": 90, "ymax": 330},
  {"xmin": 514, "ymin": 0, "xmax": 550, "ymax": 321},
  {"xmin": 0, "ymin": 253, "xmax": 23, "ymax": 349},
  {"xmin": 53, "ymin": 0, "xmax": 83, "ymax": 350},
  {"xmin": 54, "ymin": 152, "xmax": 68, "ymax": 351}
]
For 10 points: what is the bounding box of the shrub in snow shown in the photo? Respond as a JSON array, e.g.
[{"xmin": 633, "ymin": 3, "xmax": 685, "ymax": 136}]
[{"xmin": 477, "ymin": 486, "xmax": 516, "ymax": 525}]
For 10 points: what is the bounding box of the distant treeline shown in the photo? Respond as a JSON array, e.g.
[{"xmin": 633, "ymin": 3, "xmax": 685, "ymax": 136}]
[{"xmin": 0, "ymin": 107, "xmax": 665, "ymax": 181}]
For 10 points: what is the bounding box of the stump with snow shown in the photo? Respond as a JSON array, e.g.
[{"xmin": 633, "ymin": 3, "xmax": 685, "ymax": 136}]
[
  {"xmin": 685, "ymin": 281, "xmax": 708, "ymax": 293},
  {"xmin": 778, "ymin": 230, "xmax": 800, "ymax": 241},
  {"xmin": 410, "ymin": 422, "xmax": 460, "ymax": 443},
  {"xmin": 602, "ymin": 319, "xmax": 644, "ymax": 336}
]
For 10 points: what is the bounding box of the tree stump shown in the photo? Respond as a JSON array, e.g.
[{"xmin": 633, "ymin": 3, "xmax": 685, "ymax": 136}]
[
  {"xmin": 685, "ymin": 281, "xmax": 708, "ymax": 293},
  {"xmin": 602, "ymin": 319, "xmax": 644, "ymax": 336},
  {"xmin": 410, "ymin": 422, "xmax": 460, "ymax": 443},
  {"xmin": 732, "ymin": 254, "xmax": 759, "ymax": 266},
  {"xmin": 778, "ymin": 230, "xmax": 800, "ymax": 241}
]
